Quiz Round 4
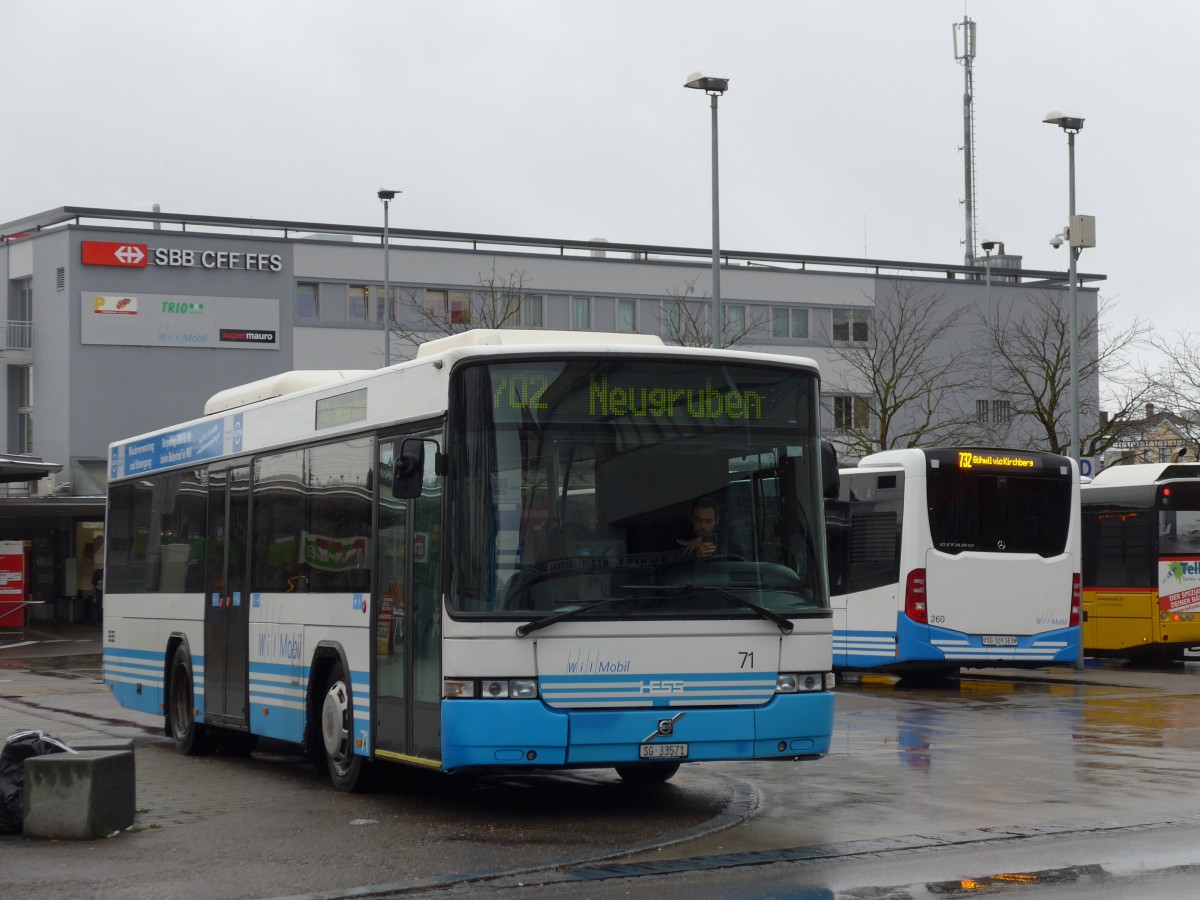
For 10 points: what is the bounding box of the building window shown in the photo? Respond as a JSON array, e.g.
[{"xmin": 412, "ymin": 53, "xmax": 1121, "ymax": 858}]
[
  {"xmin": 977, "ymin": 399, "xmax": 1012, "ymax": 424},
  {"xmin": 296, "ymin": 282, "xmax": 319, "ymax": 320},
  {"xmin": 521, "ymin": 294, "xmax": 544, "ymax": 328},
  {"xmin": 348, "ymin": 285, "xmax": 370, "ymax": 323},
  {"xmin": 16, "ymin": 278, "xmax": 32, "ymax": 320},
  {"xmin": 375, "ymin": 286, "xmax": 398, "ymax": 324},
  {"xmin": 618, "ymin": 298, "xmax": 637, "ymax": 332},
  {"xmin": 571, "ymin": 296, "xmax": 591, "ymax": 330},
  {"xmin": 664, "ymin": 300, "xmax": 681, "ymax": 336},
  {"xmin": 427, "ymin": 289, "xmax": 472, "ymax": 325},
  {"xmin": 834, "ymin": 395, "xmax": 870, "ymax": 431},
  {"xmin": 724, "ymin": 304, "xmax": 746, "ymax": 336},
  {"xmin": 450, "ymin": 291, "xmax": 471, "ymax": 325},
  {"xmin": 833, "ymin": 308, "xmax": 870, "ymax": 343},
  {"xmin": 772, "ymin": 307, "xmax": 809, "ymax": 339},
  {"xmin": 16, "ymin": 366, "xmax": 33, "ymax": 454},
  {"xmin": 426, "ymin": 289, "xmax": 448, "ymax": 319}
]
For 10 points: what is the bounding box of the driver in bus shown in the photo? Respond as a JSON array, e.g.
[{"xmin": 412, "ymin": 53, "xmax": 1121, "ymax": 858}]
[{"xmin": 677, "ymin": 497, "xmax": 731, "ymax": 562}]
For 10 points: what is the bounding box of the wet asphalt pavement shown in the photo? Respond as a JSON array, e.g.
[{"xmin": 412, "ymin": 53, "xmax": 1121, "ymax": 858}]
[
  {"xmin": 0, "ymin": 622, "xmax": 746, "ymax": 900},
  {"xmin": 7, "ymin": 623, "xmax": 1200, "ymax": 899}
]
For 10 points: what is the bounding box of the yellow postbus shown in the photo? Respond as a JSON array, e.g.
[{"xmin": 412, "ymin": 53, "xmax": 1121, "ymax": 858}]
[{"xmin": 1080, "ymin": 462, "xmax": 1200, "ymax": 660}]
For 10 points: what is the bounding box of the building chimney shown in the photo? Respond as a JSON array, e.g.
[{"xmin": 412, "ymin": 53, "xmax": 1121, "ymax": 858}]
[{"xmin": 1146, "ymin": 403, "xmax": 1156, "ymax": 419}]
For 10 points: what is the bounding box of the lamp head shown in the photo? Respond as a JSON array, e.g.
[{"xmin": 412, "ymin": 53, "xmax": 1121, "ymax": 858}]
[
  {"xmin": 377, "ymin": 189, "xmax": 400, "ymax": 201},
  {"xmin": 980, "ymin": 240, "xmax": 998, "ymax": 253},
  {"xmin": 1043, "ymin": 111, "xmax": 1084, "ymax": 132},
  {"xmin": 684, "ymin": 72, "xmax": 729, "ymax": 94}
]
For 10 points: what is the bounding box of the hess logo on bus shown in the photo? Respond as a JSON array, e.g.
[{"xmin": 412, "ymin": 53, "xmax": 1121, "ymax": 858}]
[{"xmin": 641, "ymin": 680, "xmax": 686, "ymax": 694}]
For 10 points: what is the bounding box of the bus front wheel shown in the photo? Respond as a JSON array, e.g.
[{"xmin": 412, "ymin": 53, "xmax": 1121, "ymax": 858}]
[
  {"xmin": 320, "ymin": 660, "xmax": 371, "ymax": 792},
  {"xmin": 614, "ymin": 762, "xmax": 680, "ymax": 784},
  {"xmin": 168, "ymin": 645, "xmax": 213, "ymax": 756}
]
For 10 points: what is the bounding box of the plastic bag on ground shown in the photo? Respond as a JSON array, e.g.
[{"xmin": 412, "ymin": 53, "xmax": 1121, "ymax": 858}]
[{"xmin": 0, "ymin": 730, "xmax": 74, "ymax": 834}]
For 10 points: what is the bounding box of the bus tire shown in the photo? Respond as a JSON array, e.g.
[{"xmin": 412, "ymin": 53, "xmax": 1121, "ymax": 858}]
[
  {"xmin": 320, "ymin": 660, "xmax": 371, "ymax": 792},
  {"xmin": 614, "ymin": 762, "xmax": 680, "ymax": 784},
  {"xmin": 169, "ymin": 645, "xmax": 213, "ymax": 756}
]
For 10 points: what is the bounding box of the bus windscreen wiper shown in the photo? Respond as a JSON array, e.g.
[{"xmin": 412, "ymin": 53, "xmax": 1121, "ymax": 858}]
[
  {"xmin": 515, "ymin": 594, "xmax": 643, "ymax": 638},
  {"xmin": 622, "ymin": 583, "xmax": 794, "ymax": 634}
]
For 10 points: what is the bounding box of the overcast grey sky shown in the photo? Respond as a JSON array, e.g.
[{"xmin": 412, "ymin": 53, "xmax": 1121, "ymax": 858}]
[{"xmin": 5, "ymin": 1, "xmax": 1194, "ymax": 341}]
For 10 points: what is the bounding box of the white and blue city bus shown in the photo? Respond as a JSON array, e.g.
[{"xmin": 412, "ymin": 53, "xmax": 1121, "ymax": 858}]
[
  {"xmin": 103, "ymin": 330, "xmax": 837, "ymax": 789},
  {"xmin": 826, "ymin": 448, "xmax": 1081, "ymax": 676}
]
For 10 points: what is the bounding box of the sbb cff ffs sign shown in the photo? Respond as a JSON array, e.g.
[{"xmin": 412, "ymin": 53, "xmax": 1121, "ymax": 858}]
[
  {"xmin": 80, "ymin": 240, "xmax": 283, "ymax": 272},
  {"xmin": 81, "ymin": 241, "xmax": 148, "ymax": 267}
]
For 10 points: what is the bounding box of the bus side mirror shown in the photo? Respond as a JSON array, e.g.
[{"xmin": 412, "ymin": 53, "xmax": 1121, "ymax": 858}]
[
  {"xmin": 821, "ymin": 440, "xmax": 840, "ymax": 501},
  {"xmin": 392, "ymin": 438, "xmax": 425, "ymax": 499}
]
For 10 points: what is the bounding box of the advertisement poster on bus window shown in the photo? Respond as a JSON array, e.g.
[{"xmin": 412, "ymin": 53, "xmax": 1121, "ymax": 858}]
[{"xmin": 1158, "ymin": 559, "xmax": 1200, "ymax": 613}]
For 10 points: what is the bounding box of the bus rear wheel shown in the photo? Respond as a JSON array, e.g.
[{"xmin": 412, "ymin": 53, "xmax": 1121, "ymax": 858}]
[
  {"xmin": 614, "ymin": 762, "xmax": 680, "ymax": 784},
  {"xmin": 168, "ymin": 645, "xmax": 213, "ymax": 756},
  {"xmin": 320, "ymin": 660, "xmax": 371, "ymax": 792}
]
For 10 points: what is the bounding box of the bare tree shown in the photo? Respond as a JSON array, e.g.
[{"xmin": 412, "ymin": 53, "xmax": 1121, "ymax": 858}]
[
  {"xmin": 1152, "ymin": 328, "xmax": 1200, "ymax": 418},
  {"xmin": 821, "ymin": 281, "xmax": 981, "ymax": 458},
  {"xmin": 987, "ymin": 292, "xmax": 1159, "ymax": 457},
  {"xmin": 658, "ymin": 276, "xmax": 766, "ymax": 348},
  {"xmin": 386, "ymin": 260, "xmax": 531, "ymax": 358}
]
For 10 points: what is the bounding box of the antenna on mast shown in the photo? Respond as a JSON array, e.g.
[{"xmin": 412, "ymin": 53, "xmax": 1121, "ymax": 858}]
[{"xmin": 953, "ymin": 16, "xmax": 978, "ymax": 265}]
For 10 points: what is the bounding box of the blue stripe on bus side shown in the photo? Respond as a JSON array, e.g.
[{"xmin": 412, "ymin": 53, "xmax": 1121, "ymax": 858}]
[
  {"xmin": 247, "ymin": 659, "xmax": 308, "ymax": 743},
  {"xmin": 896, "ymin": 615, "xmax": 1081, "ymax": 664},
  {"xmin": 245, "ymin": 663, "xmax": 371, "ymax": 752},
  {"xmin": 833, "ymin": 629, "xmax": 899, "ymax": 668},
  {"xmin": 102, "ymin": 646, "xmax": 175, "ymax": 718}
]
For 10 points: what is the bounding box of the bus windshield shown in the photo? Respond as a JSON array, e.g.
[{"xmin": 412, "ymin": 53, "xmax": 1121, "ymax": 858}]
[
  {"xmin": 925, "ymin": 449, "xmax": 1073, "ymax": 557},
  {"xmin": 1158, "ymin": 482, "xmax": 1200, "ymax": 556},
  {"xmin": 448, "ymin": 358, "xmax": 828, "ymax": 618}
]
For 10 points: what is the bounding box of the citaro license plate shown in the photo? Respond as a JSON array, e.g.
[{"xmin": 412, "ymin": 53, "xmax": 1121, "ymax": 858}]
[{"xmin": 982, "ymin": 635, "xmax": 1018, "ymax": 647}]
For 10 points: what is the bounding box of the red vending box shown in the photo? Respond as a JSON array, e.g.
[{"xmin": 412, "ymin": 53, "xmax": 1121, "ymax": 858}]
[{"xmin": 0, "ymin": 541, "xmax": 27, "ymax": 628}]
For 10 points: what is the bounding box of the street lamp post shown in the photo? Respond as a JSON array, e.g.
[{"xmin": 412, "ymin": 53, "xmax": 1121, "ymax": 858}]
[
  {"xmin": 981, "ymin": 240, "xmax": 1000, "ymax": 424},
  {"xmin": 377, "ymin": 189, "xmax": 401, "ymax": 367},
  {"xmin": 684, "ymin": 72, "xmax": 729, "ymax": 348},
  {"xmin": 1043, "ymin": 113, "xmax": 1084, "ymax": 460}
]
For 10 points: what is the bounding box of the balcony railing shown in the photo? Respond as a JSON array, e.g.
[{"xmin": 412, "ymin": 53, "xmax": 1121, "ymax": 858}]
[{"xmin": 1, "ymin": 320, "xmax": 32, "ymax": 351}]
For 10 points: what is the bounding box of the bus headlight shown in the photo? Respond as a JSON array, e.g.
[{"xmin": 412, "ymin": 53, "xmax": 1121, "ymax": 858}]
[
  {"xmin": 443, "ymin": 678, "xmax": 476, "ymax": 699},
  {"xmin": 445, "ymin": 678, "xmax": 539, "ymax": 699},
  {"xmin": 509, "ymin": 679, "xmax": 539, "ymax": 699},
  {"xmin": 776, "ymin": 672, "xmax": 834, "ymax": 693}
]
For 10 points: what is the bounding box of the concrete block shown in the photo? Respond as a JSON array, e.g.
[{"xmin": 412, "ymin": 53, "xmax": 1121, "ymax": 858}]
[
  {"xmin": 22, "ymin": 750, "xmax": 136, "ymax": 840},
  {"xmin": 68, "ymin": 738, "xmax": 134, "ymax": 754}
]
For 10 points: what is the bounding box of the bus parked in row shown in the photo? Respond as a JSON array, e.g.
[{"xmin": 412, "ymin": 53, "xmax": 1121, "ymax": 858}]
[
  {"xmin": 1080, "ymin": 462, "xmax": 1200, "ymax": 660},
  {"xmin": 826, "ymin": 448, "xmax": 1081, "ymax": 676},
  {"xmin": 103, "ymin": 330, "xmax": 838, "ymax": 789}
]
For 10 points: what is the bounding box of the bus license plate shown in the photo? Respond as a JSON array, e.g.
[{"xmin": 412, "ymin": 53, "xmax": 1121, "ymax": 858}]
[
  {"xmin": 982, "ymin": 635, "xmax": 1018, "ymax": 647},
  {"xmin": 639, "ymin": 743, "xmax": 688, "ymax": 759}
]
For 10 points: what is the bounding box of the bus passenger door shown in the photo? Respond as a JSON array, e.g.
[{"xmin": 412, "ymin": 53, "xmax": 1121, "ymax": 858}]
[
  {"xmin": 375, "ymin": 436, "xmax": 443, "ymax": 763},
  {"xmin": 204, "ymin": 465, "xmax": 251, "ymax": 726}
]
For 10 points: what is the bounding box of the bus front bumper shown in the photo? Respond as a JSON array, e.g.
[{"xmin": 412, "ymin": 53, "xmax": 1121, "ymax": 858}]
[{"xmin": 439, "ymin": 691, "xmax": 834, "ymax": 772}]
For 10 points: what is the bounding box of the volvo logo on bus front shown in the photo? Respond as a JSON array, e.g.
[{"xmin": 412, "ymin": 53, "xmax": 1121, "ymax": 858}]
[{"xmin": 644, "ymin": 712, "xmax": 686, "ymax": 743}]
